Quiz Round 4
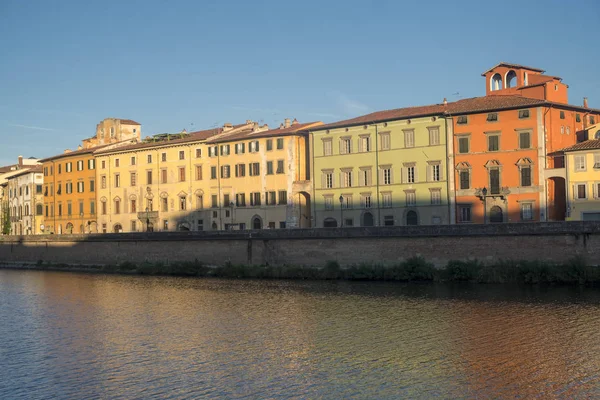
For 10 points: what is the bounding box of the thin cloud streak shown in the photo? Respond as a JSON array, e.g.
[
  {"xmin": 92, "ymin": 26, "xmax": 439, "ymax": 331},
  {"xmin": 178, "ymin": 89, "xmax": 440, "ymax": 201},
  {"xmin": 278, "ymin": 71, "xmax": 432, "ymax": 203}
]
[{"xmin": 6, "ymin": 123, "xmax": 57, "ymax": 131}]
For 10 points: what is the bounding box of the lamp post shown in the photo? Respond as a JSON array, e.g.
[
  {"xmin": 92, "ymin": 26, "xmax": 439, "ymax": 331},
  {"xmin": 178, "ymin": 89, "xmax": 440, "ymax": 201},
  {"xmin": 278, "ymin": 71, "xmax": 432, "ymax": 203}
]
[
  {"xmin": 480, "ymin": 187, "xmax": 488, "ymax": 224},
  {"xmin": 229, "ymin": 201, "xmax": 234, "ymax": 230},
  {"xmin": 80, "ymin": 212, "xmax": 84, "ymax": 234},
  {"xmin": 339, "ymin": 195, "xmax": 344, "ymax": 228}
]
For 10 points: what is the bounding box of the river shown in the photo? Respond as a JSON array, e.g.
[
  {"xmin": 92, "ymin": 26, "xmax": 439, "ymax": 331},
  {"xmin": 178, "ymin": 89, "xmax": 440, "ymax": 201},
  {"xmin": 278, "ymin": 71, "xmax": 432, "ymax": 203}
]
[{"xmin": 1, "ymin": 269, "xmax": 599, "ymax": 399}]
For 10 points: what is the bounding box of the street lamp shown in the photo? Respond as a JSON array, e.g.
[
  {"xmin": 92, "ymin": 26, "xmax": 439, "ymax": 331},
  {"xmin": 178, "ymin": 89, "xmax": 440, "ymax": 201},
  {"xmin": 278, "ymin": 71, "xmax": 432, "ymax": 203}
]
[
  {"xmin": 339, "ymin": 195, "xmax": 344, "ymax": 228},
  {"xmin": 80, "ymin": 212, "xmax": 84, "ymax": 234},
  {"xmin": 229, "ymin": 201, "xmax": 235, "ymax": 230},
  {"xmin": 477, "ymin": 187, "xmax": 488, "ymax": 224}
]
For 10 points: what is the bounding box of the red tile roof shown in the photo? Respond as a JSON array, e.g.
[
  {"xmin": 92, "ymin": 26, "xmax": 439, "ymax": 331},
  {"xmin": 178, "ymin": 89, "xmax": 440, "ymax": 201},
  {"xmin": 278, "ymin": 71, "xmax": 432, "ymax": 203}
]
[
  {"xmin": 39, "ymin": 143, "xmax": 114, "ymax": 162},
  {"xmin": 0, "ymin": 164, "xmax": 17, "ymax": 174},
  {"xmin": 5, "ymin": 165, "xmax": 42, "ymax": 179},
  {"xmin": 206, "ymin": 122, "xmax": 322, "ymax": 143},
  {"xmin": 481, "ymin": 62, "xmax": 545, "ymax": 76},
  {"xmin": 560, "ymin": 140, "xmax": 600, "ymax": 152},
  {"xmin": 119, "ymin": 119, "xmax": 141, "ymax": 125},
  {"xmin": 447, "ymin": 95, "xmax": 546, "ymax": 114}
]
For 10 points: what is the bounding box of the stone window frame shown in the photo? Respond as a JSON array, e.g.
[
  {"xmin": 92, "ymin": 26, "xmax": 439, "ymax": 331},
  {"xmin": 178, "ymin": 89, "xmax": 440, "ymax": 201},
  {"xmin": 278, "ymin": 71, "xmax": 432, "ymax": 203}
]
[
  {"xmin": 516, "ymin": 129, "xmax": 533, "ymax": 150},
  {"xmin": 160, "ymin": 168, "xmax": 168, "ymax": 184},
  {"xmin": 595, "ymin": 153, "xmax": 600, "ymax": 169},
  {"xmin": 574, "ymin": 154, "xmax": 586, "ymax": 171},
  {"xmin": 195, "ymin": 164, "xmax": 203, "ymax": 181},
  {"xmin": 574, "ymin": 183, "xmax": 587, "ymax": 200},
  {"xmin": 456, "ymin": 162, "xmax": 472, "ymax": 190},
  {"xmin": 457, "ymin": 133, "xmax": 471, "ymax": 154},
  {"xmin": 516, "ymin": 158, "xmax": 533, "ymax": 187},
  {"xmin": 379, "ymin": 164, "xmax": 393, "ymax": 185},
  {"xmin": 456, "ymin": 115, "xmax": 468, "ymax": 125},
  {"xmin": 427, "ymin": 160, "xmax": 442, "ymax": 182},
  {"xmin": 429, "ymin": 187, "xmax": 442, "ymax": 205},
  {"xmin": 360, "ymin": 191, "xmax": 373, "ymax": 209},
  {"xmin": 403, "ymin": 129, "xmax": 415, "ymax": 148},
  {"xmin": 340, "ymin": 167, "xmax": 354, "ymax": 188},
  {"xmin": 402, "ymin": 162, "xmax": 417, "ymax": 184},
  {"xmin": 518, "ymin": 109, "xmax": 530, "ymax": 119},
  {"xmin": 339, "ymin": 136, "xmax": 352, "ymax": 155},
  {"xmin": 485, "ymin": 131, "xmax": 501, "ymax": 152},
  {"xmin": 485, "ymin": 159, "xmax": 503, "ymax": 195},
  {"xmin": 457, "ymin": 204, "xmax": 472, "ymax": 223},
  {"xmin": 593, "ymin": 181, "xmax": 600, "ymax": 200},
  {"xmin": 359, "ymin": 166, "xmax": 372, "ymax": 187},
  {"xmin": 404, "ymin": 189, "xmax": 416, "ymax": 206},
  {"xmin": 486, "ymin": 112, "xmax": 499, "ymax": 123},
  {"xmin": 358, "ymin": 134, "xmax": 372, "ymax": 153},
  {"xmin": 321, "ymin": 168, "xmax": 334, "ymax": 189},
  {"xmin": 321, "ymin": 137, "xmax": 333, "ymax": 156},
  {"xmin": 323, "ymin": 194, "xmax": 334, "ymax": 210},
  {"xmin": 381, "ymin": 191, "xmax": 393, "ymax": 208},
  {"xmin": 428, "ymin": 125, "xmax": 441, "ymax": 146},
  {"xmin": 517, "ymin": 200, "xmax": 535, "ymax": 221},
  {"xmin": 379, "ymin": 131, "xmax": 391, "ymax": 151},
  {"xmin": 340, "ymin": 193, "xmax": 353, "ymax": 209}
]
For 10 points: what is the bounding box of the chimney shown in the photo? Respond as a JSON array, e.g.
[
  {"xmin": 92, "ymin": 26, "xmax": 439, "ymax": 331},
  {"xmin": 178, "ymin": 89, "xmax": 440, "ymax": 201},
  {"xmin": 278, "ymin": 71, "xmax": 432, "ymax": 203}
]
[
  {"xmin": 443, "ymin": 97, "xmax": 448, "ymax": 106},
  {"xmin": 64, "ymin": 149, "xmax": 71, "ymax": 154},
  {"xmin": 77, "ymin": 145, "xmax": 82, "ymax": 150},
  {"xmin": 280, "ymin": 123, "xmax": 284, "ymax": 129},
  {"xmin": 584, "ymin": 97, "xmax": 589, "ymax": 108},
  {"xmin": 18, "ymin": 156, "xmax": 23, "ymax": 166},
  {"xmin": 223, "ymin": 122, "xmax": 233, "ymax": 132},
  {"xmin": 253, "ymin": 122, "xmax": 259, "ymax": 130},
  {"xmin": 284, "ymin": 118, "xmax": 291, "ymax": 128},
  {"xmin": 246, "ymin": 119, "xmax": 253, "ymax": 125},
  {"xmin": 291, "ymin": 118, "xmax": 298, "ymax": 125}
]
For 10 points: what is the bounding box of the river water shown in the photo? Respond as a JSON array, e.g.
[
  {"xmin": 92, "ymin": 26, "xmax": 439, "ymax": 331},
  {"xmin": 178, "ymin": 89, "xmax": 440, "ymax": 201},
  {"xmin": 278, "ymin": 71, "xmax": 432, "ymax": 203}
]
[{"xmin": 1, "ymin": 270, "xmax": 599, "ymax": 399}]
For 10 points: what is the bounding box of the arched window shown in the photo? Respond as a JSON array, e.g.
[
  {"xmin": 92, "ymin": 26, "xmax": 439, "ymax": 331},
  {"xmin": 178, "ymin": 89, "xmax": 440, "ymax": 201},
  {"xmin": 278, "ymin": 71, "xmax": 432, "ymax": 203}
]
[
  {"xmin": 491, "ymin": 73, "xmax": 502, "ymax": 91},
  {"xmin": 523, "ymin": 72, "xmax": 528, "ymax": 86},
  {"xmin": 595, "ymin": 130, "xmax": 600, "ymax": 140},
  {"xmin": 113, "ymin": 223, "xmax": 123, "ymax": 233},
  {"xmin": 66, "ymin": 222, "xmax": 73, "ymax": 234},
  {"xmin": 505, "ymin": 70, "xmax": 517, "ymax": 88},
  {"xmin": 211, "ymin": 222, "xmax": 218, "ymax": 230},
  {"xmin": 178, "ymin": 222, "xmax": 190, "ymax": 231},
  {"xmin": 406, "ymin": 210, "xmax": 418, "ymax": 226},
  {"xmin": 24, "ymin": 204, "xmax": 29, "ymax": 216},
  {"xmin": 323, "ymin": 217, "xmax": 338, "ymax": 228},
  {"xmin": 36, "ymin": 204, "xmax": 43, "ymax": 216},
  {"xmin": 490, "ymin": 206, "xmax": 503, "ymax": 223},
  {"xmin": 252, "ymin": 216, "xmax": 262, "ymax": 230}
]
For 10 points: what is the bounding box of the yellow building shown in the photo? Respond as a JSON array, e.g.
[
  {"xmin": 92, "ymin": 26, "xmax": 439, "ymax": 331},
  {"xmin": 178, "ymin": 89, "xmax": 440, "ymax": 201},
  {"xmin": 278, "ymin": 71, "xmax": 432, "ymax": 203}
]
[
  {"xmin": 308, "ymin": 106, "xmax": 450, "ymax": 227},
  {"xmin": 563, "ymin": 124, "xmax": 600, "ymax": 221},
  {"xmin": 93, "ymin": 119, "xmax": 321, "ymax": 233}
]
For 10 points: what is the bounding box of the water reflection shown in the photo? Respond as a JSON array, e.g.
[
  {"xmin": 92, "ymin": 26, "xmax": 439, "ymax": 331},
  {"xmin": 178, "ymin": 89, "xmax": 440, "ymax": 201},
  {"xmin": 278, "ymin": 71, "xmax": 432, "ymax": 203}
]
[{"xmin": 1, "ymin": 270, "xmax": 599, "ymax": 399}]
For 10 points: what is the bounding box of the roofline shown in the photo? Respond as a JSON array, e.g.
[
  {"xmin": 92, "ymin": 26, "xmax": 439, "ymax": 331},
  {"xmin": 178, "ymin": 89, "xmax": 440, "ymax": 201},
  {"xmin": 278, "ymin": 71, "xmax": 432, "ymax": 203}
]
[
  {"xmin": 39, "ymin": 148, "xmax": 98, "ymax": 163},
  {"xmin": 481, "ymin": 62, "xmax": 545, "ymax": 76},
  {"xmin": 207, "ymin": 130, "xmax": 308, "ymax": 144},
  {"xmin": 94, "ymin": 139, "xmax": 208, "ymax": 156},
  {"xmin": 307, "ymin": 111, "xmax": 445, "ymax": 132}
]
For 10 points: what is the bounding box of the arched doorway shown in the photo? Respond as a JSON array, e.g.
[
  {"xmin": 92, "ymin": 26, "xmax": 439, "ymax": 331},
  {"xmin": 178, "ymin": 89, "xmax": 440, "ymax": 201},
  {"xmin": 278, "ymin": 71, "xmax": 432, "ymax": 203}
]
[
  {"xmin": 323, "ymin": 217, "xmax": 338, "ymax": 228},
  {"xmin": 406, "ymin": 210, "xmax": 418, "ymax": 226},
  {"xmin": 113, "ymin": 223, "xmax": 123, "ymax": 233},
  {"xmin": 178, "ymin": 222, "xmax": 190, "ymax": 231},
  {"xmin": 65, "ymin": 223, "xmax": 73, "ymax": 234},
  {"xmin": 490, "ymin": 206, "xmax": 503, "ymax": 223},
  {"xmin": 297, "ymin": 191, "xmax": 312, "ymax": 228},
  {"xmin": 252, "ymin": 216, "xmax": 262, "ymax": 230},
  {"xmin": 362, "ymin": 212, "xmax": 374, "ymax": 227}
]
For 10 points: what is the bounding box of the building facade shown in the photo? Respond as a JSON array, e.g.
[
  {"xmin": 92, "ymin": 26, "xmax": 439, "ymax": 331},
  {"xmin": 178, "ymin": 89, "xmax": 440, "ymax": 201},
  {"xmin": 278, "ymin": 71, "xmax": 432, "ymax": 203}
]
[
  {"xmin": 309, "ymin": 108, "xmax": 450, "ymax": 228},
  {"xmin": 6, "ymin": 166, "xmax": 44, "ymax": 235},
  {"xmin": 93, "ymin": 119, "xmax": 320, "ymax": 233}
]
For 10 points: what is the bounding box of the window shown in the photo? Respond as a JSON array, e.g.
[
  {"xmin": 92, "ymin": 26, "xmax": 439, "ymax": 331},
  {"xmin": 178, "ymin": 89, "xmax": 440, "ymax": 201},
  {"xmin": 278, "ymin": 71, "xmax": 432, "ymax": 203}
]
[
  {"xmin": 520, "ymin": 166, "xmax": 532, "ymax": 187},
  {"xmin": 380, "ymin": 132, "xmax": 390, "ymax": 150},
  {"xmin": 131, "ymin": 221, "xmax": 137, "ymax": 232},
  {"xmin": 236, "ymin": 193, "xmax": 246, "ymax": 207},
  {"xmin": 161, "ymin": 153, "xmax": 167, "ymax": 162},
  {"xmin": 561, "ymin": 126, "xmax": 565, "ymax": 134},
  {"xmin": 58, "ymin": 203, "xmax": 63, "ymax": 216},
  {"xmin": 487, "ymin": 134, "xmax": 500, "ymax": 152},
  {"xmin": 66, "ymin": 162, "xmax": 72, "ymax": 172},
  {"xmin": 382, "ymin": 192, "xmax": 392, "ymax": 208},
  {"xmin": 101, "ymin": 201, "xmax": 107, "ymax": 215},
  {"xmin": 323, "ymin": 138, "xmax": 333, "ymax": 156},
  {"xmin": 250, "ymin": 192, "xmax": 261, "ymax": 206},
  {"xmin": 278, "ymin": 190, "xmax": 287, "ymax": 205},
  {"xmin": 249, "ymin": 141, "xmax": 259, "ymax": 153},
  {"xmin": 179, "ymin": 150, "xmax": 185, "ymax": 160},
  {"xmin": 250, "ymin": 163, "xmax": 260, "ymax": 176},
  {"xmin": 459, "ymin": 170, "xmax": 470, "ymax": 190},
  {"xmin": 406, "ymin": 166, "xmax": 415, "ymax": 183},
  {"xmin": 209, "ymin": 146, "xmax": 217, "ymax": 157},
  {"xmin": 196, "ymin": 194, "xmax": 204, "ymax": 209},
  {"xmin": 457, "ymin": 116, "xmax": 468, "ymax": 125},
  {"xmin": 220, "ymin": 145, "xmax": 230, "ymax": 156},
  {"xmin": 147, "ymin": 154, "xmax": 152, "ymax": 163},
  {"xmin": 179, "ymin": 167, "xmax": 186, "ymax": 181},
  {"xmin": 404, "ymin": 129, "xmax": 415, "ymax": 148},
  {"xmin": 458, "ymin": 206, "xmax": 472, "ymax": 223},
  {"xmin": 115, "ymin": 159, "xmax": 120, "ymax": 168},
  {"xmin": 324, "ymin": 196, "xmax": 333, "ymax": 210},
  {"xmin": 235, "ymin": 163, "xmax": 246, "ymax": 177},
  {"xmin": 342, "ymin": 170, "xmax": 353, "ymax": 188},
  {"xmin": 161, "ymin": 169, "xmax": 168, "ymax": 184},
  {"xmin": 131, "ymin": 156, "xmax": 136, "ymax": 166},
  {"xmin": 458, "ymin": 136, "xmax": 470, "ymax": 153},
  {"xmin": 428, "ymin": 127, "xmax": 440, "ymax": 146},
  {"xmin": 574, "ymin": 155, "xmax": 586, "ymax": 171},
  {"xmin": 323, "ymin": 171, "xmax": 333, "ymax": 188},
  {"xmin": 266, "ymin": 139, "xmax": 273, "ymax": 151},
  {"xmin": 560, "ymin": 111, "xmax": 565, "ymax": 119},
  {"xmin": 114, "ymin": 199, "xmax": 120, "ymax": 214},
  {"xmin": 90, "ymin": 200, "xmax": 95, "ymax": 215},
  {"xmin": 36, "ymin": 204, "xmax": 43, "ymax": 216},
  {"xmin": 36, "ymin": 184, "xmax": 42, "ymax": 194},
  {"xmin": 519, "ymin": 110, "xmax": 530, "ymax": 119},
  {"xmin": 277, "ymin": 138, "xmax": 284, "ymax": 149},
  {"xmin": 430, "ymin": 189, "xmax": 441, "ymax": 205},
  {"xmin": 220, "ymin": 165, "xmax": 230, "ymax": 179},
  {"xmin": 196, "ymin": 148, "xmax": 202, "ymax": 158},
  {"xmin": 211, "ymin": 166, "xmax": 217, "ymax": 179},
  {"xmin": 110, "ymin": 127, "xmax": 115, "ymax": 137},
  {"xmin": 591, "ymin": 116, "xmax": 596, "ymax": 125},
  {"xmin": 66, "ymin": 182, "xmax": 73, "ymax": 194},
  {"xmin": 489, "ymin": 168, "xmax": 500, "ymax": 195},
  {"xmin": 576, "ymin": 113, "xmax": 581, "ymax": 123},
  {"xmin": 77, "ymin": 181, "xmax": 84, "ymax": 193},
  {"xmin": 211, "ymin": 194, "xmax": 218, "ymax": 208},
  {"xmin": 147, "ymin": 170, "xmax": 153, "ymax": 184},
  {"xmin": 566, "ymin": 126, "xmax": 571, "ymax": 135},
  {"xmin": 360, "ymin": 168, "xmax": 372, "ymax": 186},
  {"xmin": 487, "ymin": 113, "xmax": 498, "ymax": 122},
  {"xmin": 405, "ymin": 191, "xmax": 416, "ymax": 206},
  {"xmin": 340, "ymin": 137, "xmax": 352, "ymax": 154},
  {"xmin": 576, "ymin": 184, "xmax": 587, "ymax": 200},
  {"xmin": 77, "ymin": 160, "xmax": 84, "ymax": 171},
  {"xmin": 276, "ymin": 160, "xmax": 284, "ymax": 174},
  {"xmin": 131, "ymin": 199, "xmax": 137, "ymax": 213},
  {"xmin": 341, "ymin": 195, "xmax": 352, "ymax": 209},
  {"xmin": 197, "ymin": 219, "xmax": 204, "ymax": 230},
  {"xmin": 266, "ymin": 191, "xmax": 276, "ymax": 206},
  {"xmin": 382, "ymin": 167, "xmax": 392, "ymax": 185},
  {"xmin": 595, "ymin": 183, "xmax": 600, "ymax": 199},
  {"xmin": 429, "ymin": 163, "xmax": 441, "ymax": 182},
  {"xmin": 235, "ymin": 143, "xmax": 245, "ymax": 154},
  {"xmin": 179, "ymin": 196, "xmax": 186, "ymax": 211},
  {"xmin": 594, "ymin": 154, "xmax": 600, "ymax": 169},
  {"xmin": 384, "ymin": 215, "xmax": 394, "ymax": 226},
  {"xmin": 195, "ymin": 165, "xmax": 203, "ymax": 180},
  {"xmin": 519, "ymin": 131, "xmax": 531, "ymax": 149},
  {"xmin": 161, "ymin": 197, "xmax": 168, "ymax": 212},
  {"xmin": 361, "ymin": 194, "xmax": 372, "ymax": 208},
  {"xmin": 163, "ymin": 220, "xmax": 168, "ymax": 231},
  {"xmin": 359, "ymin": 136, "xmax": 371, "ymax": 152},
  {"xmin": 520, "ymin": 203, "xmax": 533, "ymax": 221},
  {"xmin": 90, "ymin": 180, "xmax": 95, "ymax": 192},
  {"xmin": 267, "ymin": 161, "xmax": 274, "ymax": 175}
]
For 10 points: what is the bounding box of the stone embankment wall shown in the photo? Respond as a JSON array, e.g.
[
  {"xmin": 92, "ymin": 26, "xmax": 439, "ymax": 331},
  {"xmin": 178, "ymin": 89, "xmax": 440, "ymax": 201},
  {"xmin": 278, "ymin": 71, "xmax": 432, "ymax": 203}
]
[{"xmin": 0, "ymin": 222, "xmax": 599, "ymax": 267}]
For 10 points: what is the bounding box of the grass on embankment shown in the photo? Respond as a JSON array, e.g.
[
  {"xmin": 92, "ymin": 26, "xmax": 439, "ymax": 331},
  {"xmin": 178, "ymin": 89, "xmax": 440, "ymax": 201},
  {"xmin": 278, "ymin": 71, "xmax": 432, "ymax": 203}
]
[{"xmin": 22, "ymin": 256, "xmax": 600, "ymax": 285}]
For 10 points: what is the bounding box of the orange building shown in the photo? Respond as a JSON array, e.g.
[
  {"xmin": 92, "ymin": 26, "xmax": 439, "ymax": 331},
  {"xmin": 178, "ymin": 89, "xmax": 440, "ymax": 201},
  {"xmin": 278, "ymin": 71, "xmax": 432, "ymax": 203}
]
[
  {"xmin": 40, "ymin": 118, "xmax": 141, "ymax": 234},
  {"xmin": 448, "ymin": 63, "xmax": 600, "ymax": 224}
]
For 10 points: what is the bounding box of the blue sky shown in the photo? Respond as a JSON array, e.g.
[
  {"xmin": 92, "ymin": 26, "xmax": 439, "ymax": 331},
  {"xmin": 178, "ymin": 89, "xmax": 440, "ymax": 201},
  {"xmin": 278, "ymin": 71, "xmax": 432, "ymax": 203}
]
[{"xmin": 1, "ymin": 0, "xmax": 599, "ymax": 165}]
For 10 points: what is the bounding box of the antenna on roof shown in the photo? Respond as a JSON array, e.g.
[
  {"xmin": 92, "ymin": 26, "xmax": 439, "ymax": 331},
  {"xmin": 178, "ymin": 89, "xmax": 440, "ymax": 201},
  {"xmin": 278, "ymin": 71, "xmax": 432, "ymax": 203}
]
[{"xmin": 452, "ymin": 92, "xmax": 462, "ymax": 99}]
